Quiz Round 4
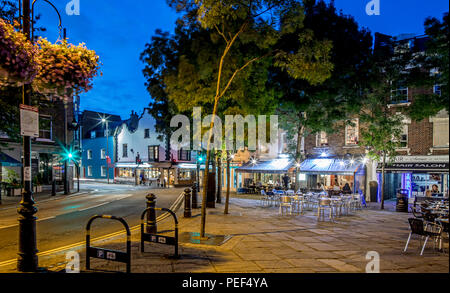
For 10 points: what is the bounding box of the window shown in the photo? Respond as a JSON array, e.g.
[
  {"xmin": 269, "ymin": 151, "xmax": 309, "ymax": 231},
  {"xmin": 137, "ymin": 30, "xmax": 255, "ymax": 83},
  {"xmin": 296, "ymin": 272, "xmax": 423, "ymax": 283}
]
[
  {"xmin": 144, "ymin": 129, "xmax": 150, "ymax": 138},
  {"xmin": 148, "ymin": 146, "xmax": 159, "ymax": 162},
  {"xmin": 316, "ymin": 131, "xmax": 328, "ymax": 147},
  {"xmin": 101, "ymin": 149, "xmax": 106, "ymax": 159},
  {"xmin": 87, "ymin": 166, "xmax": 92, "ymax": 177},
  {"xmin": 39, "ymin": 115, "xmax": 52, "ymax": 140},
  {"xmin": 434, "ymin": 85, "xmax": 442, "ymax": 96},
  {"xmin": 101, "ymin": 166, "xmax": 106, "ymax": 177},
  {"xmin": 398, "ymin": 124, "xmax": 408, "ymax": 148},
  {"xmin": 122, "ymin": 144, "xmax": 128, "ymax": 158},
  {"xmin": 90, "ymin": 131, "xmax": 96, "ymax": 138},
  {"xmin": 345, "ymin": 119, "xmax": 359, "ymax": 145},
  {"xmin": 390, "ymin": 82, "xmax": 409, "ymax": 104},
  {"xmin": 178, "ymin": 148, "xmax": 191, "ymax": 161},
  {"xmin": 433, "ymin": 121, "xmax": 449, "ymax": 148},
  {"xmin": 87, "ymin": 150, "xmax": 92, "ymax": 160}
]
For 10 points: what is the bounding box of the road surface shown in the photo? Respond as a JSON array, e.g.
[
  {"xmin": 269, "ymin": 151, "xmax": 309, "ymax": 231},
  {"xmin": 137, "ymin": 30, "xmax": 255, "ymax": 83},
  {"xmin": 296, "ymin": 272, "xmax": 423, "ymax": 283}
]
[{"xmin": 0, "ymin": 183, "xmax": 183, "ymax": 269}]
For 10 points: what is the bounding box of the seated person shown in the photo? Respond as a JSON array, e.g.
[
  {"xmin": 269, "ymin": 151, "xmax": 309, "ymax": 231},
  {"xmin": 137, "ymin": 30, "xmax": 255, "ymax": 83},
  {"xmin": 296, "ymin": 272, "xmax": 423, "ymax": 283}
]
[
  {"xmin": 342, "ymin": 183, "xmax": 352, "ymax": 194},
  {"xmin": 431, "ymin": 184, "xmax": 442, "ymax": 196}
]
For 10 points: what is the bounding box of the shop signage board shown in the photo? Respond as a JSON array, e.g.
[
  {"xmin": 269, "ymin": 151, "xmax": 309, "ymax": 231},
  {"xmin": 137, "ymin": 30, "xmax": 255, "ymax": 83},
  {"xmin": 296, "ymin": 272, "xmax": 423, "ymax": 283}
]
[{"xmin": 20, "ymin": 104, "xmax": 39, "ymax": 137}]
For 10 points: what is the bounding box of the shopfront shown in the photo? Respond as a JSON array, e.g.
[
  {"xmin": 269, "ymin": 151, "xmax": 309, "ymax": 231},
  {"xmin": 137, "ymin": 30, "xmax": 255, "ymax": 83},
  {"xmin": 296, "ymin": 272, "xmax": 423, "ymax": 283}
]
[
  {"xmin": 376, "ymin": 155, "xmax": 449, "ymax": 200},
  {"xmin": 299, "ymin": 157, "xmax": 366, "ymax": 195},
  {"xmin": 235, "ymin": 158, "xmax": 295, "ymax": 189}
]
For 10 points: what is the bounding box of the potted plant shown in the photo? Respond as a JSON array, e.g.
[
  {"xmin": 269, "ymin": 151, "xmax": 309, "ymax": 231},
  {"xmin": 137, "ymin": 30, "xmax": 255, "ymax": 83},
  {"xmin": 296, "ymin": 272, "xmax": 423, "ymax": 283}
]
[
  {"xmin": 32, "ymin": 173, "xmax": 44, "ymax": 193},
  {"xmin": 0, "ymin": 19, "xmax": 39, "ymax": 87},
  {"xmin": 3, "ymin": 169, "xmax": 22, "ymax": 196},
  {"xmin": 32, "ymin": 38, "xmax": 101, "ymax": 99}
]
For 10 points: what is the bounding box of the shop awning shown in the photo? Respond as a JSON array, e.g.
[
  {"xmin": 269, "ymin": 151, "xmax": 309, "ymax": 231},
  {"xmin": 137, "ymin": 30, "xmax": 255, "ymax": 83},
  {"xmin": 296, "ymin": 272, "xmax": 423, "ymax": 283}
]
[
  {"xmin": 236, "ymin": 159, "xmax": 294, "ymax": 174},
  {"xmin": 299, "ymin": 158, "xmax": 363, "ymax": 175},
  {"xmin": 377, "ymin": 162, "xmax": 449, "ymax": 173},
  {"xmin": 0, "ymin": 152, "xmax": 22, "ymax": 167}
]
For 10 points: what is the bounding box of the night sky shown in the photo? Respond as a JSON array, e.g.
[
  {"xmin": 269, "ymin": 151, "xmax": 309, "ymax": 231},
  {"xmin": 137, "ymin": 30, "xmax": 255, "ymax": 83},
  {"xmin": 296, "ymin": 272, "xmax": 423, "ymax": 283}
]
[{"xmin": 34, "ymin": 0, "xmax": 449, "ymax": 120}]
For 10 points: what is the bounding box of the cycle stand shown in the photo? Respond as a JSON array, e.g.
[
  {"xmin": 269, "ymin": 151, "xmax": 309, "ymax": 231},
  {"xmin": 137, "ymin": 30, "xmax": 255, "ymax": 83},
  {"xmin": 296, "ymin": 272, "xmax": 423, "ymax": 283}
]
[
  {"xmin": 140, "ymin": 207, "xmax": 179, "ymax": 259},
  {"xmin": 85, "ymin": 215, "xmax": 131, "ymax": 273}
]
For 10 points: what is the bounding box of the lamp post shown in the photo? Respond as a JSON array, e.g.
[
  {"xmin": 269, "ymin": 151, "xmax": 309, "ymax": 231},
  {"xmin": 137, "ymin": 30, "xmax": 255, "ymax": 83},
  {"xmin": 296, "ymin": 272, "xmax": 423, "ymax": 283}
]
[
  {"xmin": 68, "ymin": 118, "xmax": 80, "ymax": 192},
  {"xmin": 101, "ymin": 118, "xmax": 110, "ymax": 184},
  {"xmin": 18, "ymin": 0, "xmax": 65, "ymax": 272}
]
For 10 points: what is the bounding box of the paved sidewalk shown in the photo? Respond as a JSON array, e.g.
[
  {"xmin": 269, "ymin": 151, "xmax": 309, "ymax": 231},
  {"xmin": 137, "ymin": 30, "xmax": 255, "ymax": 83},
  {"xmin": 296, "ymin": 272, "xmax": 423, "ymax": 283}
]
[{"xmin": 21, "ymin": 196, "xmax": 447, "ymax": 274}]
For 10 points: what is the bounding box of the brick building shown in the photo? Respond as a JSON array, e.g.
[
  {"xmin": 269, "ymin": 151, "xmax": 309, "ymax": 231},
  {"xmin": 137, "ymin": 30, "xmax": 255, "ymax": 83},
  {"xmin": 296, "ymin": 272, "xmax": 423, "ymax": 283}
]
[{"xmin": 300, "ymin": 33, "xmax": 449, "ymax": 202}]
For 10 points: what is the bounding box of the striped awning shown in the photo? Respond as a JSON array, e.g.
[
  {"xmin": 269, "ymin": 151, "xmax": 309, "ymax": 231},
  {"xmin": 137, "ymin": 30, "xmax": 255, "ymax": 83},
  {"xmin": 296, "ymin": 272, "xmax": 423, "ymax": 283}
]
[
  {"xmin": 299, "ymin": 158, "xmax": 363, "ymax": 175},
  {"xmin": 236, "ymin": 159, "xmax": 294, "ymax": 174}
]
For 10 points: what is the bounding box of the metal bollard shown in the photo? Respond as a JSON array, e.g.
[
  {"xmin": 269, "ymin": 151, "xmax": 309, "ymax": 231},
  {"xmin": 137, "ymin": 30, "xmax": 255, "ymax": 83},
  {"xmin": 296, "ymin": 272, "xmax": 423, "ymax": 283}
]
[
  {"xmin": 51, "ymin": 179, "xmax": 56, "ymax": 196},
  {"xmin": 191, "ymin": 183, "xmax": 198, "ymax": 209},
  {"xmin": 184, "ymin": 188, "xmax": 192, "ymax": 218},
  {"xmin": 146, "ymin": 193, "xmax": 157, "ymax": 234}
]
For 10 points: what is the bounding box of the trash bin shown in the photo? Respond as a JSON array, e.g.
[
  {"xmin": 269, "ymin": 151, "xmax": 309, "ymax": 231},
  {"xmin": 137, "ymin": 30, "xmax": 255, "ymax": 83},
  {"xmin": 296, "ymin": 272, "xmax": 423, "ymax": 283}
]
[
  {"xmin": 369, "ymin": 181, "xmax": 378, "ymax": 203},
  {"xmin": 396, "ymin": 189, "xmax": 409, "ymax": 212}
]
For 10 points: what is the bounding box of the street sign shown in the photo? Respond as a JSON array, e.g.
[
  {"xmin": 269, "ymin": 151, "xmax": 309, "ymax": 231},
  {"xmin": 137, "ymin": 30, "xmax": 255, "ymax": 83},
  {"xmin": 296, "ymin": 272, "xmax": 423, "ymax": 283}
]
[
  {"xmin": 142, "ymin": 233, "xmax": 176, "ymax": 245},
  {"xmin": 19, "ymin": 104, "xmax": 39, "ymax": 137}
]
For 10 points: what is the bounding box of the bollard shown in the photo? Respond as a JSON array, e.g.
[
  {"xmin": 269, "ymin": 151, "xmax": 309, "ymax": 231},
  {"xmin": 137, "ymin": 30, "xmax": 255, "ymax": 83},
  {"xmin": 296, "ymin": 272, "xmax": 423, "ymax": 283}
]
[
  {"xmin": 51, "ymin": 179, "xmax": 56, "ymax": 196},
  {"xmin": 146, "ymin": 193, "xmax": 157, "ymax": 234},
  {"xmin": 191, "ymin": 183, "xmax": 198, "ymax": 209},
  {"xmin": 184, "ymin": 188, "xmax": 192, "ymax": 218}
]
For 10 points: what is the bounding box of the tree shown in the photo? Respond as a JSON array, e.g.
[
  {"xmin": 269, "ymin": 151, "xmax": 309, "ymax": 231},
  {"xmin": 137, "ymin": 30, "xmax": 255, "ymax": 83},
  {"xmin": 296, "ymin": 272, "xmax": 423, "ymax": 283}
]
[
  {"xmin": 408, "ymin": 13, "xmax": 449, "ymax": 119},
  {"xmin": 359, "ymin": 30, "xmax": 416, "ymax": 210},
  {"xmin": 163, "ymin": 0, "xmax": 333, "ymax": 238},
  {"xmin": 272, "ymin": 0, "xmax": 373, "ymax": 190}
]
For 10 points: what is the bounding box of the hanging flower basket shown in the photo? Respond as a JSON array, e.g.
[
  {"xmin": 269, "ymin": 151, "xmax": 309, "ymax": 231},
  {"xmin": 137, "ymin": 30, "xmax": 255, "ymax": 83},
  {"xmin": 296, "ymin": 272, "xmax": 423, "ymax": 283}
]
[
  {"xmin": 32, "ymin": 38, "xmax": 101, "ymax": 99},
  {"xmin": 0, "ymin": 19, "xmax": 39, "ymax": 87}
]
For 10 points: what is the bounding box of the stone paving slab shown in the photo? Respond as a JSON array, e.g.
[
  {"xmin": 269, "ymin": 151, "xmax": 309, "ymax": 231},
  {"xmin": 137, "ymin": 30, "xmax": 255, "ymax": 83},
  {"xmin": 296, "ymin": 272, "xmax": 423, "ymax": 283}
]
[{"xmin": 3, "ymin": 196, "xmax": 448, "ymax": 273}]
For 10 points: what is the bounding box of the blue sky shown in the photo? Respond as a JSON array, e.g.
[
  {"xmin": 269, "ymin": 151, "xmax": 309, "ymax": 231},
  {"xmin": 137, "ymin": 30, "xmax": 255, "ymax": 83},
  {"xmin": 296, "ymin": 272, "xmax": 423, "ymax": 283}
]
[{"xmin": 35, "ymin": 0, "xmax": 449, "ymax": 120}]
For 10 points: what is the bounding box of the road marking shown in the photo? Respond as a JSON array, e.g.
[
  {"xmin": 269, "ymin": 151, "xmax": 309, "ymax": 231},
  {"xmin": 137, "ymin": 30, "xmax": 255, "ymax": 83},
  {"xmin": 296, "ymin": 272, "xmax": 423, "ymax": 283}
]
[
  {"xmin": 37, "ymin": 216, "xmax": 56, "ymax": 222},
  {"xmin": 77, "ymin": 202, "xmax": 110, "ymax": 212},
  {"xmin": 0, "ymin": 192, "xmax": 184, "ymax": 268},
  {"xmin": 0, "ymin": 216, "xmax": 56, "ymax": 230}
]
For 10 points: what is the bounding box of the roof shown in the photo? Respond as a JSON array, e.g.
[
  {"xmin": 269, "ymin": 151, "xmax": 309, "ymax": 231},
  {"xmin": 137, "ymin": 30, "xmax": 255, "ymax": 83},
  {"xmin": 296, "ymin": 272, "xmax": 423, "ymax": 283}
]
[
  {"xmin": 299, "ymin": 158, "xmax": 363, "ymax": 175},
  {"xmin": 80, "ymin": 110, "xmax": 122, "ymax": 139},
  {"xmin": 0, "ymin": 152, "xmax": 22, "ymax": 166},
  {"xmin": 236, "ymin": 159, "xmax": 294, "ymax": 174}
]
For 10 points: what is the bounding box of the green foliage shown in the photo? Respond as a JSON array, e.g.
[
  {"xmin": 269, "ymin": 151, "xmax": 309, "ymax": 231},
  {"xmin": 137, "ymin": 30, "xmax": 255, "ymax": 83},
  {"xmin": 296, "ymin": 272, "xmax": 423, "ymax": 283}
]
[
  {"xmin": 408, "ymin": 13, "xmax": 449, "ymax": 119},
  {"xmin": 273, "ymin": 0, "xmax": 373, "ymax": 159}
]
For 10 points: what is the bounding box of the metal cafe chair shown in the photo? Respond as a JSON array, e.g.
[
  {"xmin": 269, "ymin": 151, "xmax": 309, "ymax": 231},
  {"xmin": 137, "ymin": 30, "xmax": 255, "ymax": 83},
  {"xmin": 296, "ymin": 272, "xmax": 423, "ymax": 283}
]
[
  {"xmin": 286, "ymin": 189, "xmax": 295, "ymax": 196},
  {"xmin": 260, "ymin": 189, "xmax": 271, "ymax": 207},
  {"xmin": 436, "ymin": 219, "xmax": 449, "ymax": 253},
  {"xmin": 404, "ymin": 218, "xmax": 442, "ymax": 256},
  {"xmin": 292, "ymin": 195, "xmax": 305, "ymax": 215},
  {"xmin": 352, "ymin": 194, "xmax": 363, "ymax": 210},
  {"xmin": 330, "ymin": 197, "xmax": 343, "ymax": 218},
  {"xmin": 317, "ymin": 198, "xmax": 333, "ymax": 222},
  {"xmin": 279, "ymin": 196, "xmax": 293, "ymax": 215}
]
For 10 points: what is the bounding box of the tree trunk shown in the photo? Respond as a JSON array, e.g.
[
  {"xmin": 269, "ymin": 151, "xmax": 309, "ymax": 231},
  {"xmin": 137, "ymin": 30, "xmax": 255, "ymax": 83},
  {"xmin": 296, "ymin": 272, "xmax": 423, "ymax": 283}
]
[
  {"xmin": 381, "ymin": 152, "xmax": 386, "ymax": 210},
  {"xmin": 224, "ymin": 151, "xmax": 231, "ymax": 214},
  {"xmin": 216, "ymin": 153, "xmax": 222, "ymax": 203},
  {"xmin": 294, "ymin": 120, "xmax": 305, "ymax": 192}
]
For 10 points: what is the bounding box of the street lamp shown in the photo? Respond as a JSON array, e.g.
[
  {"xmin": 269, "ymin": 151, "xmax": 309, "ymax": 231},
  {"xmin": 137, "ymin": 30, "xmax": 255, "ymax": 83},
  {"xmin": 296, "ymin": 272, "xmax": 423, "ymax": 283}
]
[
  {"xmin": 18, "ymin": 0, "xmax": 65, "ymax": 272},
  {"xmin": 101, "ymin": 117, "xmax": 110, "ymax": 184},
  {"xmin": 68, "ymin": 117, "xmax": 81, "ymax": 192}
]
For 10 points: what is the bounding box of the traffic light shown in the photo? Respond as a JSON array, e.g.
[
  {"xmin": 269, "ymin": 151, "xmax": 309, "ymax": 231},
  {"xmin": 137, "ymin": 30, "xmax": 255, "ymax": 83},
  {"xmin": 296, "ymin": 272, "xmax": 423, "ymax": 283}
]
[{"xmin": 61, "ymin": 145, "xmax": 80, "ymax": 163}]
